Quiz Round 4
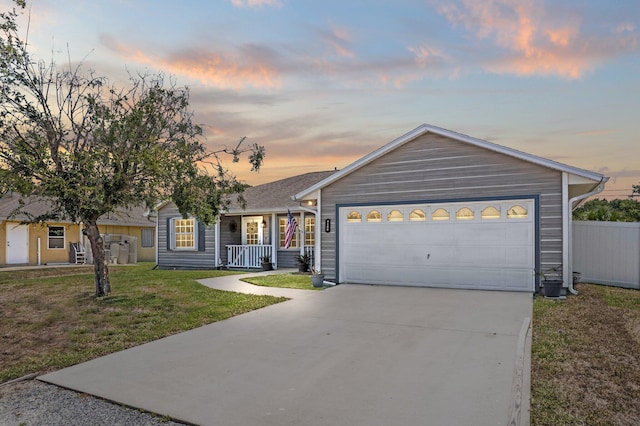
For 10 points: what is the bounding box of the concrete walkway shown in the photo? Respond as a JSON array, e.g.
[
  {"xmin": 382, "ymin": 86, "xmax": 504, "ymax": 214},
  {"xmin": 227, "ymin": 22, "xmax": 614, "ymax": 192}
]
[
  {"xmin": 40, "ymin": 273, "xmax": 532, "ymax": 426},
  {"xmin": 198, "ymin": 268, "xmax": 321, "ymax": 298}
]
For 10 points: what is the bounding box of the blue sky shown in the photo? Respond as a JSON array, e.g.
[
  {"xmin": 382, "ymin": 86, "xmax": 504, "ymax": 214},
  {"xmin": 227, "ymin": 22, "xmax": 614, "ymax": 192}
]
[{"xmin": 5, "ymin": 0, "xmax": 640, "ymax": 198}]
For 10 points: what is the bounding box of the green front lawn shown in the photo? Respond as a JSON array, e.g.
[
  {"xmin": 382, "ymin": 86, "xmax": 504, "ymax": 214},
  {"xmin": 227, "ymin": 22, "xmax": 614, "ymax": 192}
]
[
  {"xmin": 0, "ymin": 263, "xmax": 287, "ymax": 383},
  {"xmin": 531, "ymin": 284, "xmax": 640, "ymax": 425},
  {"xmin": 241, "ymin": 273, "xmax": 323, "ymax": 290}
]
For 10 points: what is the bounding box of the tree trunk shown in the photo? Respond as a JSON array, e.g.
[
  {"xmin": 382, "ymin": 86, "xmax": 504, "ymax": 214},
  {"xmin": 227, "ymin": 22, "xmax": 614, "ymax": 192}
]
[{"xmin": 84, "ymin": 220, "xmax": 111, "ymax": 297}]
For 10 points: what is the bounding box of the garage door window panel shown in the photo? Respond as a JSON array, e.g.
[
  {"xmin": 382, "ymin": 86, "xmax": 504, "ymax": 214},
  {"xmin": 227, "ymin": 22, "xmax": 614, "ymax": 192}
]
[
  {"xmin": 387, "ymin": 210, "xmax": 404, "ymax": 222},
  {"xmin": 409, "ymin": 209, "xmax": 426, "ymax": 221},
  {"xmin": 481, "ymin": 206, "xmax": 501, "ymax": 219},
  {"xmin": 347, "ymin": 211, "xmax": 362, "ymax": 222},
  {"xmin": 367, "ymin": 210, "xmax": 382, "ymax": 222},
  {"xmin": 456, "ymin": 207, "xmax": 475, "ymax": 221},
  {"xmin": 432, "ymin": 208, "xmax": 450, "ymax": 221},
  {"xmin": 507, "ymin": 205, "xmax": 528, "ymax": 219}
]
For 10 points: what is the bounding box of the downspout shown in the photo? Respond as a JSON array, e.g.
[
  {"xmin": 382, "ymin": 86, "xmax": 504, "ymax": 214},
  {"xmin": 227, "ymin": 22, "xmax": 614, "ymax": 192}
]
[{"xmin": 567, "ymin": 177, "xmax": 608, "ymax": 295}]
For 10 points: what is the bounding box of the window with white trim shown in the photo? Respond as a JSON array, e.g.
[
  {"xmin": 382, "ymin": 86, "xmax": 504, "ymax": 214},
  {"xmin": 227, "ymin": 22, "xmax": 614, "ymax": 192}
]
[
  {"xmin": 48, "ymin": 226, "xmax": 65, "ymax": 249},
  {"xmin": 172, "ymin": 218, "xmax": 196, "ymax": 250},
  {"xmin": 279, "ymin": 216, "xmax": 298, "ymax": 248},
  {"xmin": 304, "ymin": 217, "xmax": 315, "ymax": 246}
]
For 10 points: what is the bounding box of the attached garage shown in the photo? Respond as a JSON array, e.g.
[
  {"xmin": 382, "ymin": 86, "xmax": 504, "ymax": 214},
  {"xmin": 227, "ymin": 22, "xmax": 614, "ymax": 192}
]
[
  {"xmin": 294, "ymin": 124, "xmax": 608, "ymax": 293},
  {"xmin": 339, "ymin": 199, "xmax": 535, "ymax": 291}
]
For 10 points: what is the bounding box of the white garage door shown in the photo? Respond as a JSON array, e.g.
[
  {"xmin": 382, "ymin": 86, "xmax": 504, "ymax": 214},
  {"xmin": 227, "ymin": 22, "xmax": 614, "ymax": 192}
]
[{"xmin": 339, "ymin": 199, "xmax": 535, "ymax": 291}]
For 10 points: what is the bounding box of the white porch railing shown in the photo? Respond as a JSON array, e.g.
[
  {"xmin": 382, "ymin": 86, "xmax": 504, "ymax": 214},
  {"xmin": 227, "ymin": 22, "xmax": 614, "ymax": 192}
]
[{"xmin": 226, "ymin": 245, "xmax": 274, "ymax": 269}]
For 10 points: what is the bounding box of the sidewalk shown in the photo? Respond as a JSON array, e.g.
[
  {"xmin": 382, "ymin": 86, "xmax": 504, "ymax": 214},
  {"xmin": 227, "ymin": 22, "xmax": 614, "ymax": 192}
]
[{"xmin": 198, "ymin": 268, "xmax": 319, "ymax": 298}]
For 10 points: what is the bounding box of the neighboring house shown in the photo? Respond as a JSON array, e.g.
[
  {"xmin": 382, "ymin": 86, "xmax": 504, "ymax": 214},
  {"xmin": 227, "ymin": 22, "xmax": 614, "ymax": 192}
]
[
  {"xmin": 157, "ymin": 124, "xmax": 607, "ymax": 293},
  {"xmin": 156, "ymin": 171, "xmax": 335, "ymax": 270},
  {"xmin": 0, "ymin": 194, "xmax": 157, "ymax": 266}
]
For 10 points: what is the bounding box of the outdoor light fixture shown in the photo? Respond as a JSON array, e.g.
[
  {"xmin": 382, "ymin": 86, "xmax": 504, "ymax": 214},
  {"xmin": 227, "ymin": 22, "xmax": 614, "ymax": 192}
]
[
  {"xmin": 261, "ymin": 220, "xmax": 267, "ymax": 229},
  {"xmin": 325, "ymin": 219, "xmax": 331, "ymax": 233}
]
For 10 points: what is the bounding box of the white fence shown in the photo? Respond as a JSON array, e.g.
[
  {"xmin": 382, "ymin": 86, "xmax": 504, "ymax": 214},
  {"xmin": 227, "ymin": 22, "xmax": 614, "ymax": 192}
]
[
  {"xmin": 573, "ymin": 221, "xmax": 640, "ymax": 289},
  {"xmin": 227, "ymin": 245, "xmax": 274, "ymax": 269}
]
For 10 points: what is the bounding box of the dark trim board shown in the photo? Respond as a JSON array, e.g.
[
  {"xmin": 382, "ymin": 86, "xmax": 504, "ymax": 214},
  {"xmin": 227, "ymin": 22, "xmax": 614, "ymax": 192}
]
[{"xmin": 335, "ymin": 194, "xmax": 540, "ymax": 289}]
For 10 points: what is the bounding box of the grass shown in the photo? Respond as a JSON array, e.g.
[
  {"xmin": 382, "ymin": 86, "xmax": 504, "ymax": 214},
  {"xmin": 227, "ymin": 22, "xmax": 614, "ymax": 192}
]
[
  {"xmin": 531, "ymin": 283, "xmax": 640, "ymax": 425},
  {"xmin": 0, "ymin": 263, "xmax": 287, "ymax": 383},
  {"xmin": 241, "ymin": 273, "xmax": 323, "ymax": 290}
]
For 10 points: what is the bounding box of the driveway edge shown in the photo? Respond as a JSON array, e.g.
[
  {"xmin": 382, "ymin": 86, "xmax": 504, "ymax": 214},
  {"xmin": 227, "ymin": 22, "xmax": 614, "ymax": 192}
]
[{"xmin": 508, "ymin": 316, "xmax": 531, "ymax": 426}]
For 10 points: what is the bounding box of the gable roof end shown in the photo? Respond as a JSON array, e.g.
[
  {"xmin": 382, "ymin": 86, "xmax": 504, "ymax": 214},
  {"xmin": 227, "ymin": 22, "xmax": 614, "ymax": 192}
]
[{"xmin": 293, "ymin": 124, "xmax": 607, "ymax": 200}]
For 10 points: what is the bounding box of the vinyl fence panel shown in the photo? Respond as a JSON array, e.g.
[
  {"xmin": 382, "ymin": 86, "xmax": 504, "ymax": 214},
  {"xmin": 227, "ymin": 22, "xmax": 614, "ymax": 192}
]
[{"xmin": 573, "ymin": 221, "xmax": 640, "ymax": 289}]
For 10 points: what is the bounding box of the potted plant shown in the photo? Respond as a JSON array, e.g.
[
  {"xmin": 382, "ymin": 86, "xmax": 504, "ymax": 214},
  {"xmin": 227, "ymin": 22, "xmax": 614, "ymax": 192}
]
[
  {"xmin": 260, "ymin": 255, "xmax": 273, "ymax": 271},
  {"xmin": 295, "ymin": 254, "xmax": 311, "ymax": 273},
  {"xmin": 310, "ymin": 268, "xmax": 325, "ymax": 288},
  {"xmin": 537, "ymin": 266, "xmax": 563, "ymax": 298}
]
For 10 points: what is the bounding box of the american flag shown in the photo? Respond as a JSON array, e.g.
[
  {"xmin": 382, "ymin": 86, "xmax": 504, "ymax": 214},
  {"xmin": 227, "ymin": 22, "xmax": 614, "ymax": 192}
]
[{"xmin": 284, "ymin": 209, "xmax": 298, "ymax": 249}]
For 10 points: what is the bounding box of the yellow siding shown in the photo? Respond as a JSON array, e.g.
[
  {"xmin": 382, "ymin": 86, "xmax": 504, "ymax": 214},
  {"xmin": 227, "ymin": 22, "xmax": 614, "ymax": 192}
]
[
  {"xmin": 99, "ymin": 225, "xmax": 156, "ymax": 263},
  {"xmin": 1, "ymin": 221, "xmax": 156, "ymax": 266}
]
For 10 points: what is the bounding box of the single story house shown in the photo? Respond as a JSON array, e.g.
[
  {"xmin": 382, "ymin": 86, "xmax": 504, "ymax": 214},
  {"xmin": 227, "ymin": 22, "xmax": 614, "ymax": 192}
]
[
  {"xmin": 157, "ymin": 171, "xmax": 335, "ymax": 270},
  {"xmin": 157, "ymin": 124, "xmax": 608, "ymax": 293},
  {"xmin": 0, "ymin": 194, "xmax": 157, "ymax": 266}
]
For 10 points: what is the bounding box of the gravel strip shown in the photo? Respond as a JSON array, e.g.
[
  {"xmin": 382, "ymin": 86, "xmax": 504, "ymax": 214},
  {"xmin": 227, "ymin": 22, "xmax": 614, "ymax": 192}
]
[{"xmin": 0, "ymin": 379, "xmax": 186, "ymax": 426}]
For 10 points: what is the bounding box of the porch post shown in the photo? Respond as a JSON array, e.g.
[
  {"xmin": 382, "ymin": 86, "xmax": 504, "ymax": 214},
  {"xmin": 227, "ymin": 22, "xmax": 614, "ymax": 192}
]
[
  {"xmin": 271, "ymin": 213, "xmax": 277, "ymax": 269},
  {"xmin": 214, "ymin": 220, "xmax": 220, "ymax": 268},
  {"xmin": 299, "ymin": 211, "xmax": 305, "ymax": 256}
]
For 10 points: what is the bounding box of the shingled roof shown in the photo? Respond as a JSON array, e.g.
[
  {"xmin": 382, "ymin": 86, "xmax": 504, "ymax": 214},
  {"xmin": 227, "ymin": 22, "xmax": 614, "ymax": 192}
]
[
  {"xmin": 227, "ymin": 170, "xmax": 337, "ymax": 213},
  {"xmin": 0, "ymin": 194, "xmax": 154, "ymax": 227}
]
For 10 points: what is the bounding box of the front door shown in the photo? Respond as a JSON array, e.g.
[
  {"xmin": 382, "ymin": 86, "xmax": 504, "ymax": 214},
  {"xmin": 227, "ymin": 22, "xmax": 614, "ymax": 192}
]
[
  {"xmin": 6, "ymin": 223, "xmax": 29, "ymax": 264},
  {"xmin": 242, "ymin": 216, "xmax": 263, "ymax": 245}
]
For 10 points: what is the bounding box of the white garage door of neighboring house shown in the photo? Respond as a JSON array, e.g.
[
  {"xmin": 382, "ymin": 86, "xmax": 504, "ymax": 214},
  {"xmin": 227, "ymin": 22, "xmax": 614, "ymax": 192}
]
[{"xmin": 339, "ymin": 199, "xmax": 535, "ymax": 291}]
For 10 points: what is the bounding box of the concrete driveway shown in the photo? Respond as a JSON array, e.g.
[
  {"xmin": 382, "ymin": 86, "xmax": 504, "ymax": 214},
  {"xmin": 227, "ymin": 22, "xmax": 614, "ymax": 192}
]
[{"xmin": 40, "ymin": 278, "xmax": 532, "ymax": 426}]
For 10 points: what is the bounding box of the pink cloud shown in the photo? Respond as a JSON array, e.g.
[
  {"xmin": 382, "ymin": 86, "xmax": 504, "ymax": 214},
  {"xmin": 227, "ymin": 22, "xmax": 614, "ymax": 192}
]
[
  {"xmin": 100, "ymin": 35, "xmax": 281, "ymax": 90},
  {"xmin": 435, "ymin": 0, "xmax": 639, "ymax": 79}
]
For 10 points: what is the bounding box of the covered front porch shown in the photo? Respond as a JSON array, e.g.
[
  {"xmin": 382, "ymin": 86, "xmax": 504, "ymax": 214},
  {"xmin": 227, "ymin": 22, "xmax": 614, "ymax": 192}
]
[{"xmin": 220, "ymin": 211, "xmax": 317, "ymax": 270}]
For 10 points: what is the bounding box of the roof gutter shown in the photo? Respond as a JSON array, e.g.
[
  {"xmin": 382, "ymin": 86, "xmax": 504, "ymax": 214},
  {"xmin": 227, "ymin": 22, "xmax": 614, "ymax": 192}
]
[{"xmin": 567, "ymin": 177, "xmax": 608, "ymax": 295}]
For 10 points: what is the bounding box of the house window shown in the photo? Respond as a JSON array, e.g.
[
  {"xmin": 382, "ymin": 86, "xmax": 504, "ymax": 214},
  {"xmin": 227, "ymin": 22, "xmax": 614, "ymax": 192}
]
[
  {"xmin": 409, "ymin": 209, "xmax": 426, "ymax": 221},
  {"xmin": 304, "ymin": 217, "xmax": 315, "ymax": 246},
  {"xmin": 456, "ymin": 207, "xmax": 475, "ymax": 220},
  {"xmin": 432, "ymin": 208, "xmax": 450, "ymax": 221},
  {"xmin": 279, "ymin": 217, "xmax": 298, "ymax": 248},
  {"xmin": 347, "ymin": 211, "xmax": 362, "ymax": 222},
  {"xmin": 507, "ymin": 205, "xmax": 528, "ymax": 219},
  {"xmin": 367, "ymin": 210, "xmax": 382, "ymax": 222},
  {"xmin": 387, "ymin": 210, "xmax": 404, "ymax": 222},
  {"xmin": 481, "ymin": 206, "xmax": 501, "ymax": 219},
  {"xmin": 141, "ymin": 228, "xmax": 155, "ymax": 248},
  {"xmin": 48, "ymin": 226, "xmax": 65, "ymax": 249},
  {"xmin": 173, "ymin": 218, "xmax": 196, "ymax": 249}
]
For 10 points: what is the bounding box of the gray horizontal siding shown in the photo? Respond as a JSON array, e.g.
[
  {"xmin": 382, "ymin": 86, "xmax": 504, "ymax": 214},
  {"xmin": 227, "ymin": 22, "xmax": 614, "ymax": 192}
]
[
  {"xmin": 218, "ymin": 215, "xmax": 242, "ymax": 265},
  {"xmin": 320, "ymin": 133, "xmax": 563, "ymax": 282},
  {"xmin": 157, "ymin": 203, "xmax": 217, "ymax": 269}
]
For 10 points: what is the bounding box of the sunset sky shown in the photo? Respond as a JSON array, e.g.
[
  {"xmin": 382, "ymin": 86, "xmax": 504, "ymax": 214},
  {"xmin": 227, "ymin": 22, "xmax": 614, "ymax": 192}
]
[{"xmin": 5, "ymin": 0, "xmax": 640, "ymax": 198}]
